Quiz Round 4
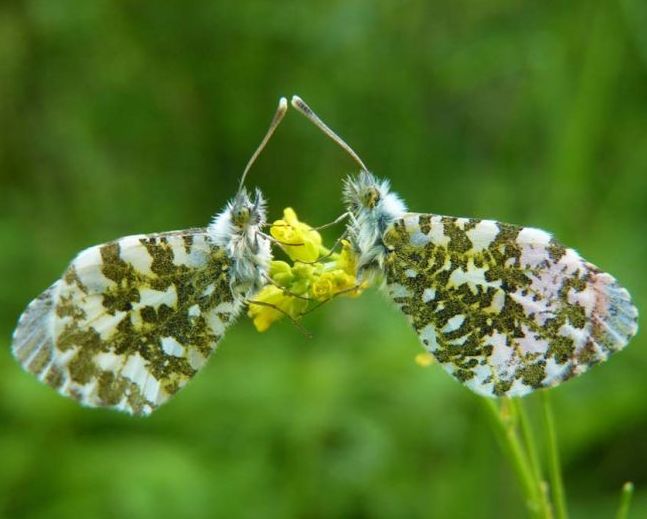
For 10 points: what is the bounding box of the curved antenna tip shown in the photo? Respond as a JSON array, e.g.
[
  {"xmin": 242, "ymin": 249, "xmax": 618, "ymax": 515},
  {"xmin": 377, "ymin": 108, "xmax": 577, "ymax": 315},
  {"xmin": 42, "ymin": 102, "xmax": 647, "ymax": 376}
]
[
  {"xmin": 237, "ymin": 96, "xmax": 289, "ymax": 192},
  {"xmin": 291, "ymin": 95, "xmax": 303, "ymax": 107}
]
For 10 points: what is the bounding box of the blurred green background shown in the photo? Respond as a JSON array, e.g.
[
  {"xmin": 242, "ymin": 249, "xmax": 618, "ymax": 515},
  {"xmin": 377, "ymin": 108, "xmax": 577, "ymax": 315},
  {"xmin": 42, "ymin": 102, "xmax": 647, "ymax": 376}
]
[{"xmin": 1, "ymin": 0, "xmax": 647, "ymax": 517}]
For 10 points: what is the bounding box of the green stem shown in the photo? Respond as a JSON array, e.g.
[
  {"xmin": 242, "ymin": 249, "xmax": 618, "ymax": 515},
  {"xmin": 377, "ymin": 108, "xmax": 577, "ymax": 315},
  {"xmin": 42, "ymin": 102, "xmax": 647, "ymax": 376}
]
[
  {"xmin": 482, "ymin": 398, "xmax": 543, "ymax": 518},
  {"xmin": 615, "ymin": 482, "xmax": 634, "ymax": 519},
  {"xmin": 541, "ymin": 391, "xmax": 568, "ymax": 519},
  {"xmin": 514, "ymin": 399, "xmax": 552, "ymax": 518}
]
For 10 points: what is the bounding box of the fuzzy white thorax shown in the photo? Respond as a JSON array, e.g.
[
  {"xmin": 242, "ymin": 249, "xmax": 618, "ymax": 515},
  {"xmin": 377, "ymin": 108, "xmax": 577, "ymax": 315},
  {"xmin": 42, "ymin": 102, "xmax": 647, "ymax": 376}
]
[
  {"xmin": 208, "ymin": 188, "xmax": 271, "ymax": 298},
  {"xmin": 344, "ymin": 171, "xmax": 407, "ymax": 278}
]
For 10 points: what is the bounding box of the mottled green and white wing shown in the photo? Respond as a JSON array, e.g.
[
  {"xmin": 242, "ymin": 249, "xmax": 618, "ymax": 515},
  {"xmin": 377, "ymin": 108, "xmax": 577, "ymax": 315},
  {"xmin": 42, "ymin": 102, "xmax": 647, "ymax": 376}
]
[
  {"xmin": 382, "ymin": 214, "xmax": 638, "ymax": 397},
  {"xmin": 12, "ymin": 230, "xmax": 239, "ymax": 415}
]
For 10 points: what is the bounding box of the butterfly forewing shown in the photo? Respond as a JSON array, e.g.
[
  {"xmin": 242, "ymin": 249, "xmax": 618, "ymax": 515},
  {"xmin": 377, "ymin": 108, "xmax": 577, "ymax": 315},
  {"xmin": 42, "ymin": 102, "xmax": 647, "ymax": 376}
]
[
  {"xmin": 382, "ymin": 213, "xmax": 638, "ymax": 397},
  {"xmin": 12, "ymin": 229, "xmax": 240, "ymax": 415}
]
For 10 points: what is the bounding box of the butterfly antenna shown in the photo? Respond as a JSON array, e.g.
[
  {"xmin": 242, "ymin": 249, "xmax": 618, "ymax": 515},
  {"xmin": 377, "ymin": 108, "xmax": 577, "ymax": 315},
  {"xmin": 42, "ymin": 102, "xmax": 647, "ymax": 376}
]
[
  {"xmin": 238, "ymin": 97, "xmax": 288, "ymax": 192},
  {"xmin": 290, "ymin": 95, "xmax": 369, "ymax": 172}
]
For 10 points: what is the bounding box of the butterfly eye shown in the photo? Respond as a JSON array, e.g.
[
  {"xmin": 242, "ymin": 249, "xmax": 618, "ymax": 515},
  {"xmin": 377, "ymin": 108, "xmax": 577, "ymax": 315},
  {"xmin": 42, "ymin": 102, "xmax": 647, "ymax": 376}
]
[{"xmin": 363, "ymin": 187, "xmax": 381, "ymax": 209}]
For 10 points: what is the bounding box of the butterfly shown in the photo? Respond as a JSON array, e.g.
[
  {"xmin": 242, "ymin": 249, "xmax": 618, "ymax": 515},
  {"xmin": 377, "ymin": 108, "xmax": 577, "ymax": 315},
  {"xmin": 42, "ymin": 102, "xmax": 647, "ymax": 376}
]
[
  {"xmin": 291, "ymin": 95, "xmax": 639, "ymax": 397},
  {"xmin": 11, "ymin": 98, "xmax": 289, "ymax": 415}
]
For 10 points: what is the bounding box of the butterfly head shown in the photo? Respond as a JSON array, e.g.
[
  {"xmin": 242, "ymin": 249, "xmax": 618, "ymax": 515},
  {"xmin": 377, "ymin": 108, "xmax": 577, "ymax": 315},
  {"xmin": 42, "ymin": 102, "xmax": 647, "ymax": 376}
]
[
  {"xmin": 230, "ymin": 188, "xmax": 267, "ymax": 230},
  {"xmin": 344, "ymin": 170, "xmax": 407, "ymax": 220},
  {"xmin": 343, "ymin": 171, "xmax": 407, "ymax": 277},
  {"xmin": 209, "ymin": 187, "xmax": 268, "ymax": 248}
]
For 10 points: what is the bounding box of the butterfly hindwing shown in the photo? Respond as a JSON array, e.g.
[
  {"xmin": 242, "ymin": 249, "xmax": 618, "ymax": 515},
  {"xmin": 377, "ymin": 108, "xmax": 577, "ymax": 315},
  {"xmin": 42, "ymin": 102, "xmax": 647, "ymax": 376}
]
[
  {"xmin": 382, "ymin": 213, "xmax": 638, "ymax": 397},
  {"xmin": 12, "ymin": 229, "xmax": 240, "ymax": 415}
]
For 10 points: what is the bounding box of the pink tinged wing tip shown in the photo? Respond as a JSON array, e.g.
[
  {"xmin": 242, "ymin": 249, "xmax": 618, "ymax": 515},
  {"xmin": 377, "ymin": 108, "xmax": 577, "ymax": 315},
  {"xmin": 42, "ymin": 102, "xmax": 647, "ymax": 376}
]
[{"xmin": 595, "ymin": 275, "xmax": 639, "ymax": 347}]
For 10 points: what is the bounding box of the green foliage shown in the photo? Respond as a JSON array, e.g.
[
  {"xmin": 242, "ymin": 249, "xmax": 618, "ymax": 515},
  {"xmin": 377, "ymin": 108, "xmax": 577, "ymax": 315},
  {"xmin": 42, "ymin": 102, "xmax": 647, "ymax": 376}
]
[{"xmin": 1, "ymin": 0, "xmax": 646, "ymax": 517}]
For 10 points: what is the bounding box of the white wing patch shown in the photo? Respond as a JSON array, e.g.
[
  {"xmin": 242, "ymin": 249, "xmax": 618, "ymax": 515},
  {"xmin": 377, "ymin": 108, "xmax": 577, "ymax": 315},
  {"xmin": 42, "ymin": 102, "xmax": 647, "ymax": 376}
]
[{"xmin": 465, "ymin": 220, "xmax": 499, "ymax": 252}]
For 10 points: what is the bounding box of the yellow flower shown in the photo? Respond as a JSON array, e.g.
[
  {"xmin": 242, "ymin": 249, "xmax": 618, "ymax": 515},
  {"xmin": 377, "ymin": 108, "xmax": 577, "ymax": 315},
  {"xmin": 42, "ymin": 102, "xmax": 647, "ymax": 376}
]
[
  {"xmin": 249, "ymin": 207, "xmax": 369, "ymax": 332},
  {"xmin": 415, "ymin": 352, "xmax": 435, "ymax": 367},
  {"xmin": 311, "ymin": 273, "xmax": 334, "ymax": 300},
  {"xmin": 336, "ymin": 240, "xmax": 358, "ymax": 276},
  {"xmin": 248, "ymin": 285, "xmax": 308, "ymax": 332},
  {"xmin": 330, "ymin": 269, "xmax": 357, "ymax": 293},
  {"xmin": 248, "ymin": 286, "xmax": 285, "ymax": 332},
  {"xmin": 270, "ymin": 208, "xmax": 322, "ymax": 262},
  {"xmin": 290, "ymin": 263, "xmax": 317, "ymax": 295},
  {"xmin": 310, "ymin": 269, "xmax": 360, "ymax": 301},
  {"xmin": 269, "ymin": 261, "xmax": 294, "ymax": 287}
]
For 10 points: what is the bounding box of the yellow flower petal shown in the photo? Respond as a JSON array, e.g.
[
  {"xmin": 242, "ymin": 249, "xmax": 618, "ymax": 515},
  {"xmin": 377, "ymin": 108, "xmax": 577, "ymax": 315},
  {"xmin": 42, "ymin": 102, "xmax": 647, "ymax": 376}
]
[
  {"xmin": 336, "ymin": 240, "xmax": 358, "ymax": 276},
  {"xmin": 269, "ymin": 260, "xmax": 294, "ymax": 286},
  {"xmin": 311, "ymin": 273, "xmax": 334, "ymax": 300},
  {"xmin": 282, "ymin": 207, "xmax": 299, "ymax": 227},
  {"xmin": 248, "ymin": 286, "xmax": 285, "ymax": 332},
  {"xmin": 330, "ymin": 270, "xmax": 355, "ymax": 291},
  {"xmin": 270, "ymin": 208, "xmax": 323, "ymax": 263}
]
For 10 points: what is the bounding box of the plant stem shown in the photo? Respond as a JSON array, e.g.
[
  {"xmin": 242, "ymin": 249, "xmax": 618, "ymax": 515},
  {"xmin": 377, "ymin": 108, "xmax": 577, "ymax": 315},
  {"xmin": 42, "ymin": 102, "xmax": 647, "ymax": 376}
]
[
  {"xmin": 482, "ymin": 398, "xmax": 543, "ymax": 518},
  {"xmin": 615, "ymin": 482, "xmax": 634, "ymax": 519},
  {"xmin": 541, "ymin": 391, "xmax": 568, "ymax": 519},
  {"xmin": 514, "ymin": 399, "xmax": 552, "ymax": 518}
]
